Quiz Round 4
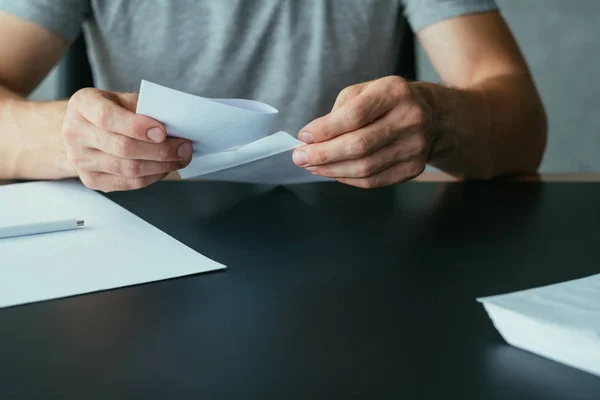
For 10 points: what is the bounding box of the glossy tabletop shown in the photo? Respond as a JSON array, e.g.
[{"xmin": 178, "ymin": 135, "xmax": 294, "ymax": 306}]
[{"xmin": 1, "ymin": 179, "xmax": 599, "ymax": 399}]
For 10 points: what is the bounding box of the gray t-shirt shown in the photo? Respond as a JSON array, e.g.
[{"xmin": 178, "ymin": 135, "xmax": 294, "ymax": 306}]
[{"xmin": 1, "ymin": 0, "xmax": 497, "ymax": 135}]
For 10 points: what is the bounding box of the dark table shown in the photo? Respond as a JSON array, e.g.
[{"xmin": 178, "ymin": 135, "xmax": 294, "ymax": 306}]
[{"xmin": 1, "ymin": 181, "xmax": 599, "ymax": 399}]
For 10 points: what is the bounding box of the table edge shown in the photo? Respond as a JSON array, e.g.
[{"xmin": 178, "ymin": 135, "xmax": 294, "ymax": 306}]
[{"xmin": 2, "ymin": 173, "xmax": 600, "ymax": 187}]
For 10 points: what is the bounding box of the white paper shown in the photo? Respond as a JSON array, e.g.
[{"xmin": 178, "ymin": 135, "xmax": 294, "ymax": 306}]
[
  {"xmin": 478, "ymin": 274, "xmax": 600, "ymax": 377},
  {"xmin": 136, "ymin": 80, "xmax": 329, "ymax": 184},
  {"xmin": 0, "ymin": 181, "xmax": 225, "ymax": 309}
]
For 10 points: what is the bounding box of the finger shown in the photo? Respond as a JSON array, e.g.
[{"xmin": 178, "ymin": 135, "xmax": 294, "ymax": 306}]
[
  {"xmin": 80, "ymin": 171, "xmax": 168, "ymax": 193},
  {"xmin": 74, "ymin": 117, "xmax": 193, "ymax": 162},
  {"xmin": 292, "ymin": 111, "xmax": 400, "ymax": 167},
  {"xmin": 98, "ymin": 132, "xmax": 193, "ymax": 162},
  {"xmin": 75, "ymin": 148, "xmax": 189, "ymax": 177},
  {"xmin": 72, "ymin": 88, "xmax": 167, "ymax": 143},
  {"xmin": 299, "ymin": 76, "xmax": 409, "ymax": 143},
  {"xmin": 336, "ymin": 159, "xmax": 425, "ymax": 189},
  {"xmin": 305, "ymin": 140, "xmax": 411, "ymax": 179},
  {"xmin": 112, "ymin": 92, "xmax": 140, "ymax": 112},
  {"xmin": 331, "ymin": 82, "xmax": 370, "ymax": 112}
]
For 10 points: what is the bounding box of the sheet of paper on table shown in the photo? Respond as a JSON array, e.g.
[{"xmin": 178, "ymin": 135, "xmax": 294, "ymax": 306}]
[
  {"xmin": 478, "ymin": 274, "xmax": 600, "ymax": 377},
  {"xmin": 0, "ymin": 181, "xmax": 225, "ymax": 309},
  {"xmin": 136, "ymin": 80, "xmax": 329, "ymax": 185}
]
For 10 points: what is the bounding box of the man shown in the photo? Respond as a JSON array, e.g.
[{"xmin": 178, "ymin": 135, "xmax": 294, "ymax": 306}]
[{"xmin": 0, "ymin": 0, "xmax": 546, "ymax": 191}]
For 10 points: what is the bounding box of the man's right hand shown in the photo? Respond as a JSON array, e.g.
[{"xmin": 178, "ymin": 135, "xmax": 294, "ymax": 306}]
[{"xmin": 62, "ymin": 88, "xmax": 193, "ymax": 192}]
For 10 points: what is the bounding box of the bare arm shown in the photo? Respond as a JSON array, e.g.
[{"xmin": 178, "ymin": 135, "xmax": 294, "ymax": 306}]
[
  {"xmin": 292, "ymin": 12, "xmax": 547, "ymax": 187},
  {"xmin": 416, "ymin": 11, "xmax": 547, "ymax": 179},
  {"xmin": 0, "ymin": 11, "xmax": 73, "ymax": 180},
  {"xmin": 0, "ymin": 11, "xmax": 192, "ymax": 190}
]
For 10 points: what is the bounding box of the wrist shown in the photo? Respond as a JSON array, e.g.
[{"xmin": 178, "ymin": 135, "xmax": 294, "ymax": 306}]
[
  {"xmin": 0, "ymin": 97, "xmax": 25, "ymax": 179},
  {"xmin": 410, "ymin": 81, "xmax": 483, "ymax": 166},
  {"xmin": 410, "ymin": 78, "xmax": 500, "ymax": 180},
  {"xmin": 12, "ymin": 100, "xmax": 76, "ymax": 179},
  {"xmin": 410, "ymin": 81, "xmax": 452, "ymax": 157}
]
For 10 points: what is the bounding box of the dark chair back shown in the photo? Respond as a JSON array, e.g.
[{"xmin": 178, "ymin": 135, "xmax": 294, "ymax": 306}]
[
  {"xmin": 58, "ymin": 34, "xmax": 94, "ymax": 99},
  {"xmin": 397, "ymin": 20, "xmax": 418, "ymax": 81}
]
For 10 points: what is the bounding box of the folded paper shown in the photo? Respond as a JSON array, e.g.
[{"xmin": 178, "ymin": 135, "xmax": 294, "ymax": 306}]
[{"xmin": 136, "ymin": 80, "xmax": 329, "ymax": 184}]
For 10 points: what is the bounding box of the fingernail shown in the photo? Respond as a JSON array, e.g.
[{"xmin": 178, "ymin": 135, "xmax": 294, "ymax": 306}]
[
  {"xmin": 299, "ymin": 132, "xmax": 313, "ymax": 144},
  {"xmin": 147, "ymin": 127, "xmax": 165, "ymax": 142},
  {"xmin": 306, "ymin": 166, "xmax": 317, "ymax": 172},
  {"xmin": 293, "ymin": 150, "xmax": 309, "ymax": 166},
  {"xmin": 179, "ymin": 157, "xmax": 192, "ymax": 168},
  {"xmin": 178, "ymin": 143, "xmax": 193, "ymax": 159}
]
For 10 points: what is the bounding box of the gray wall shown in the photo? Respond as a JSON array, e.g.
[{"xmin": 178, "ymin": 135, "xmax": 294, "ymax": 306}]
[
  {"xmin": 419, "ymin": 0, "xmax": 600, "ymax": 172},
  {"xmin": 32, "ymin": 0, "xmax": 599, "ymax": 171}
]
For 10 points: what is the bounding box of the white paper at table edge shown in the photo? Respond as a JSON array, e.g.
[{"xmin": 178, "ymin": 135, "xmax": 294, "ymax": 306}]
[
  {"xmin": 476, "ymin": 274, "xmax": 600, "ymax": 304},
  {"xmin": 476, "ymin": 273, "xmax": 600, "ymax": 333},
  {"xmin": 481, "ymin": 301, "xmax": 600, "ymax": 377},
  {"xmin": 179, "ymin": 131, "xmax": 304, "ymax": 178}
]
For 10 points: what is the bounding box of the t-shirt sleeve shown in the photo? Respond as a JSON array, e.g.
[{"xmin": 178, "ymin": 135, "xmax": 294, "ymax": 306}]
[
  {"xmin": 0, "ymin": 0, "xmax": 91, "ymax": 42},
  {"xmin": 403, "ymin": 0, "xmax": 499, "ymax": 33}
]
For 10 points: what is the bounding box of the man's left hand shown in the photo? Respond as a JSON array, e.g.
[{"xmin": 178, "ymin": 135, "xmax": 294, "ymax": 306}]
[{"xmin": 292, "ymin": 76, "xmax": 436, "ymax": 188}]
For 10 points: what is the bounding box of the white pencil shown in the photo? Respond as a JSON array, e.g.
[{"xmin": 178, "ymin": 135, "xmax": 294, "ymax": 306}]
[{"xmin": 0, "ymin": 219, "xmax": 84, "ymax": 239}]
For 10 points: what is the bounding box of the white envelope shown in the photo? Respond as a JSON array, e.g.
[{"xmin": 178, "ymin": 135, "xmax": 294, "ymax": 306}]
[{"xmin": 136, "ymin": 80, "xmax": 330, "ymax": 185}]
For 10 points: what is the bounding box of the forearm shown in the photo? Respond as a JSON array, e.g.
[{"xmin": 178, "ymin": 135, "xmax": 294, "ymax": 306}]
[
  {"xmin": 0, "ymin": 86, "xmax": 75, "ymax": 180},
  {"xmin": 414, "ymin": 73, "xmax": 547, "ymax": 179}
]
